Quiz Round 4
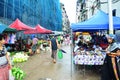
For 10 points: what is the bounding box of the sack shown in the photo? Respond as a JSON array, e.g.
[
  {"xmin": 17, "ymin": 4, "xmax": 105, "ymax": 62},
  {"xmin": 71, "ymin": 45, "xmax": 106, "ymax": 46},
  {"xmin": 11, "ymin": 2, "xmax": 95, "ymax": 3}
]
[
  {"xmin": 9, "ymin": 70, "xmax": 15, "ymax": 80},
  {"xmin": 58, "ymin": 50, "xmax": 63, "ymax": 59}
]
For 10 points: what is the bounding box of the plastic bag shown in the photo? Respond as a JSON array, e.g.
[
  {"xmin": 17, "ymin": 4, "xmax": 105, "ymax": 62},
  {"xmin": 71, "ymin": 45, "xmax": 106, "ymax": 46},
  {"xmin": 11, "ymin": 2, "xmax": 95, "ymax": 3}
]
[
  {"xmin": 58, "ymin": 50, "xmax": 63, "ymax": 59},
  {"xmin": 9, "ymin": 70, "xmax": 15, "ymax": 80}
]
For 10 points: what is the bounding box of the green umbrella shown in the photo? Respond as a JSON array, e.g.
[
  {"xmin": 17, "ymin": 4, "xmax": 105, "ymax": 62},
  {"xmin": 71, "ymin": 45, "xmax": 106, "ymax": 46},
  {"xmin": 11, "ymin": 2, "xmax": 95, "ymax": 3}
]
[
  {"xmin": 0, "ymin": 23, "xmax": 16, "ymax": 33},
  {"xmin": 3, "ymin": 27, "xmax": 17, "ymax": 33}
]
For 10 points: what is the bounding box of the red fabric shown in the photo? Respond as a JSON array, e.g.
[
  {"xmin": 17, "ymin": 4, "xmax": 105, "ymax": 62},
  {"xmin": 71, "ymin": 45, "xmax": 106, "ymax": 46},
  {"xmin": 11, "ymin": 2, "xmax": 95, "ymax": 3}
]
[
  {"xmin": 26, "ymin": 44, "xmax": 31, "ymax": 49},
  {"xmin": 9, "ymin": 19, "xmax": 34, "ymax": 31},
  {"xmin": 24, "ymin": 29, "xmax": 36, "ymax": 34},
  {"xmin": 100, "ymin": 43, "xmax": 108, "ymax": 49},
  {"xmin": 35, "ymin": 24, "xmax": 52, "ymax": 33},
  {"xmin": 0, "ymin": 64, "xmax": 9, "ymax": 80},
  {"xmin": 24, "ymin": 24, "xmax": 52, "ymax": 34}
]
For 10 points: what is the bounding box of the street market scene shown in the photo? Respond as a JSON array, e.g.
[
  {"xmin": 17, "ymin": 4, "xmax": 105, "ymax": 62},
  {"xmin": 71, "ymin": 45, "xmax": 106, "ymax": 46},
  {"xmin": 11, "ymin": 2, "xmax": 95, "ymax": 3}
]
[{"xmin": 0, "ymin": 0, "xmax": 120, "ymax": 80}]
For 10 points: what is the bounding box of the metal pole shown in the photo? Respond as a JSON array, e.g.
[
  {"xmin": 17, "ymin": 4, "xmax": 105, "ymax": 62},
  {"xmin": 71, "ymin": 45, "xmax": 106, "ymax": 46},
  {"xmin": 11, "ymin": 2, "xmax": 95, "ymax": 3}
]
[
  {"xmin": 70, "ymin": 28, "xmax": 73, "ymax": 80},
  {"xmin": 108, "ymin": 0, "xmax": 113, "ymax": 34}
]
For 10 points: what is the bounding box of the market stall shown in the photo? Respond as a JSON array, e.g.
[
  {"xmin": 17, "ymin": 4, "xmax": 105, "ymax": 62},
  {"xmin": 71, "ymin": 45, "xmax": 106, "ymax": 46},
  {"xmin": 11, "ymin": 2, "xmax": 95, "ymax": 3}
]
[
  {"xmin": 9, "ymin": 18, "xmax": 34, "ymax": 31},
  {"xmin": 0, "ymin": 23, "xmax": 17, "ymax": 51},
  {"xmin": 71, "ymin": 10, "xmax": 120, "ymax": 66},
  {"xmin": 73, "ymin": 32, "xmax": 107, "ymax": 65},
  {"xmin": 24, "ymin": 24, "xmax": 52, "ymax": 34},
  {"xmin": 23, "ymin": 24, "xmax": 52, "ymax": 53},
  {"xmin": 9, "ymin": 18, "xmax": 35, "ymax": 51},
  {"xmin": 71, "ymin": 10, "xmax": 120, "ymax": 32}
]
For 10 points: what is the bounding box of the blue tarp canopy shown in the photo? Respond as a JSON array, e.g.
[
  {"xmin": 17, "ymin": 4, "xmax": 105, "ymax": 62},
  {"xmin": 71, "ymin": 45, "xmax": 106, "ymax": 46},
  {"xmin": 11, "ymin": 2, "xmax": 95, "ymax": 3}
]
[{"xmin": 71, "ymin": 10, "xmax": 120, "ymax": 32}]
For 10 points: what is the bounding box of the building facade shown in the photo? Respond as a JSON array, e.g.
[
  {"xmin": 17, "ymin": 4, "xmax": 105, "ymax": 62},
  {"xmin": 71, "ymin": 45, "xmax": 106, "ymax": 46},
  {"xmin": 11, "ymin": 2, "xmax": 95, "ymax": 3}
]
[
  {"xmin": 76, "ymin": 0, "xmax": 120, "ymax": 23},
  {"xmin": 0, "ymin": 0, "xmax": 62, "ymax": 31},
  {"xmin": 60, "ymin": 3, "xmax": 70, "ymax": 33}
]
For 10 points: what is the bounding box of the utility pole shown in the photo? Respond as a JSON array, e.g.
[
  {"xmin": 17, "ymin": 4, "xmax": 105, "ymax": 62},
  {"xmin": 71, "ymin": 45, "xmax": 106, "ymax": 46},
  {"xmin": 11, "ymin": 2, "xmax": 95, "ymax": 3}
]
[{"xmin": 108, "ymin": 0, "xmax": 113, "ymax": 34}]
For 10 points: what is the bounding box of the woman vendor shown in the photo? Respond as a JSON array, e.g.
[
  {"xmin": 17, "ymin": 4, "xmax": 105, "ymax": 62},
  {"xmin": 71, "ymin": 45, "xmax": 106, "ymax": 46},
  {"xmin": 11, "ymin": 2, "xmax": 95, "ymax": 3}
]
[
  {"xmin": 0, "ymin": 34, "xmax": 12, "ymax": 80},
  {"xmin": 101, "ymin": 34, "xmax": 120, "ymax": 80}
]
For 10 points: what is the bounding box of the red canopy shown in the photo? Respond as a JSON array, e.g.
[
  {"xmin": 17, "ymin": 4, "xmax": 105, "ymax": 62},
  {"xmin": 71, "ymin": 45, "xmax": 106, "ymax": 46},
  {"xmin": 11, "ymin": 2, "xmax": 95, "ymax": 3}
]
[
  {"xmin": 24, "ymin": 24, "xmax": 52, "ymax": 34},
  {"xmin": 9, "ymin": 18, "xmax": 34, "ymax": 31}
]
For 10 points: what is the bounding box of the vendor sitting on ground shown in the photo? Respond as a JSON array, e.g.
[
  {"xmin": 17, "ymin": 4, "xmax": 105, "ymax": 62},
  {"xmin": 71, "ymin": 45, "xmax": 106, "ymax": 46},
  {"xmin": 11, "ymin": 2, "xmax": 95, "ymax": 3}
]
[
  {"xmin": 30, "ymin": 36, "xmax": 38, "ymax": 55},
  {"xmin": 26, "ymin": 36, "xmax": 32, "ymax": 51},
  {"xmin": 42, "ymin": 39, "xmax": 49, "ymax": 52}
]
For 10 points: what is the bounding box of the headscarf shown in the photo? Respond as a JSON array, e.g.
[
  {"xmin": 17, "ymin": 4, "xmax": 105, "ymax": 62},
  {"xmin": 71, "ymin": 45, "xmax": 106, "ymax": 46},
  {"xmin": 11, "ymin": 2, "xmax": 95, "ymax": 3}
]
[
  {"xmin": 106, "ymin": 34, "xmax": 120, "ymax": 52},
  {"xmin": 106, "ymin": 34, "xmax": 115, "ymax": 39}
]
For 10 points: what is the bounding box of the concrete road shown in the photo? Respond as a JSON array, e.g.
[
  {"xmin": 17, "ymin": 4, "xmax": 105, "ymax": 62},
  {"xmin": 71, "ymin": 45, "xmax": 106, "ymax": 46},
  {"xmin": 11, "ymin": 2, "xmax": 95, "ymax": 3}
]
[{"xmin": 18, "ymin": 45, "xmax": 101, "ymax": 80}]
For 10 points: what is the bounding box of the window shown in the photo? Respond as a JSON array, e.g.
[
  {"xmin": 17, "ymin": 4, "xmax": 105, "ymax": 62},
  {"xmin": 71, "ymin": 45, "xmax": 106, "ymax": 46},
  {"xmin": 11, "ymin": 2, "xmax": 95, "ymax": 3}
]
[{"xmin": 112, "ymin": 9, "xmax": 116, "ymax": 16}]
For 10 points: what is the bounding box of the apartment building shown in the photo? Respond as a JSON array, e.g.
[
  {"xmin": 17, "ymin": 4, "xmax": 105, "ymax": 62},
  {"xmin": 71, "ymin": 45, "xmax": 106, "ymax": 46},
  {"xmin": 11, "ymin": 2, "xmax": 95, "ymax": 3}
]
[
  {"xmin": 76, "ymin": 0, "xmax": 120, "ymax": 23},
  {"xmin": 61, "ymin": 3, "xmax": 70, "ymax": 33}
]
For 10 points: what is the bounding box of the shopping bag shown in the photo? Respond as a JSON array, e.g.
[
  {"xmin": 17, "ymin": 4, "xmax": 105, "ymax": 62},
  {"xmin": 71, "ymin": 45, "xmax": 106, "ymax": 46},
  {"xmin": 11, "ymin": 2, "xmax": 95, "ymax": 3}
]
[
  {"xmin": 9, "ymin": 70, "xmax": 15, "ymax": 80},
  {"xmin": 58, "ymin": 50, "xmax": 63, "ymax": 59}
]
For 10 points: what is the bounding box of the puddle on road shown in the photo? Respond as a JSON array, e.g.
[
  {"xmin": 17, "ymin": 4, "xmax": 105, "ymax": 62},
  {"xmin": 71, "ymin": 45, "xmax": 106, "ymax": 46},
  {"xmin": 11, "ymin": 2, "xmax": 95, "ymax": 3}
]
[
  {"xmin": 39, "ymin": 78, "xmax": 71, "ymax": 80},
  {"xmin": 39, "ymin": 78, "xmax": 52, "ymax": 80}
]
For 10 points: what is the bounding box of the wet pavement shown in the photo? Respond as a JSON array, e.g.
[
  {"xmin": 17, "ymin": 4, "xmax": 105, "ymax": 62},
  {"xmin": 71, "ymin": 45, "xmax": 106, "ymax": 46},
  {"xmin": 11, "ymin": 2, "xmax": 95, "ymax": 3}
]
[{"xmin": 17, "ymin": 45, "xmax": 101, "ymax": 80}]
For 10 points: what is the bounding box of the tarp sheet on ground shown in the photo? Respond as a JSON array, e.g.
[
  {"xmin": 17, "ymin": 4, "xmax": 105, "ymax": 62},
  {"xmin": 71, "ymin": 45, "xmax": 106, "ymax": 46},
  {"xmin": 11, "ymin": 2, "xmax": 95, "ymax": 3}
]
[
  {"xmin": 24, "ymin": 24, "xmax": 52, "ymax": 34},
  {"xmin": 71, "ymin": 10, "xmax": 120, "ymax": 32},
  {"xmin": 9, "ymin": 18, "xmax": 34, "ymax": 31}
]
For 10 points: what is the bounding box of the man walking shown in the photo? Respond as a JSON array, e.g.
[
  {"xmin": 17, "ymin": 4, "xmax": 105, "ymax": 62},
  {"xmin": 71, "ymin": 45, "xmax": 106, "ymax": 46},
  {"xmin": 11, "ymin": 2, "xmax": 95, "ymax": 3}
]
[{"xmin": 50, "ymin": 36, "xmax": 60, "ymax": 63}]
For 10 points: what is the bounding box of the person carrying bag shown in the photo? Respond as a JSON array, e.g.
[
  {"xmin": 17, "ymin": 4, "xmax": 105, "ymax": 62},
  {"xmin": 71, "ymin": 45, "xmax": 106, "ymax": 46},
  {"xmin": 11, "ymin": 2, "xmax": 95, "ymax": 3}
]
[{"xmin": 50, "ymin": 36, "xmax": 60, "ymax": 63}]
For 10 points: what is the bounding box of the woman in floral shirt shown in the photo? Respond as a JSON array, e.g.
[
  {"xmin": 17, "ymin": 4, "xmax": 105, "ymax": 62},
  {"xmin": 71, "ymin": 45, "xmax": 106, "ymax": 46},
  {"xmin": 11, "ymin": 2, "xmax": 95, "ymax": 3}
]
[{"xmin": 0, "ymin": 34, "xmax": 12, "ymax": 80}]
